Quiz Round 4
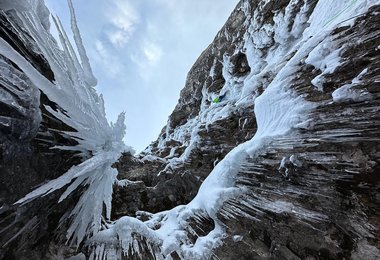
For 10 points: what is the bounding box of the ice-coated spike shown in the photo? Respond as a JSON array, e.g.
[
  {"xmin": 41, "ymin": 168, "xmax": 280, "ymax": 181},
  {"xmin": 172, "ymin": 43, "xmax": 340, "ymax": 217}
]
[{"xmin": 67, "ymin": 0, "xmax": 97, "ymax": 87}]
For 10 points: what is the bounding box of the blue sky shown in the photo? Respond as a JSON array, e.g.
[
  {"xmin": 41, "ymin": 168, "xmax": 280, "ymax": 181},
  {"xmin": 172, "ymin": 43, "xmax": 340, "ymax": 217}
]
[{"xmin": 44, "ymin": 0, "xmax": 238, "ymax": 152}]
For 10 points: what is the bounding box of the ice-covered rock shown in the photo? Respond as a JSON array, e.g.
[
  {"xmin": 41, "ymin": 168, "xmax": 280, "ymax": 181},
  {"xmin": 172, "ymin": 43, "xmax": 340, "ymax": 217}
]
[
  {"xmin": 1, "ymin": 0, "xmax": 379, "ymax": 259},
  {"xmin": 111, "ymin": 0, "xmax": 380, "ymax": 259}
]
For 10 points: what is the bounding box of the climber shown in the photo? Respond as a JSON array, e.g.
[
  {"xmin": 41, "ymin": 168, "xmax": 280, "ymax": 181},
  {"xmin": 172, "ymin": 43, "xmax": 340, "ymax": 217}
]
[{"xmin": 213, "ymin": 92, "xmax": 227, "ymax": 103}]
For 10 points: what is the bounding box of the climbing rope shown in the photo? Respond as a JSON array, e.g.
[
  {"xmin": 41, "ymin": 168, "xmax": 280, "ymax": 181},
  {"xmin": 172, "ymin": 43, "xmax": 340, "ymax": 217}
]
[{"xmin": 323, "ymin": 0, "xmax": 359, "ymax": 27}]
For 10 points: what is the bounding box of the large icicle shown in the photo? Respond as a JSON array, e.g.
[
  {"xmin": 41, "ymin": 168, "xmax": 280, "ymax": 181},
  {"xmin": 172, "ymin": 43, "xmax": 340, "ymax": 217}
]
[{"xmin": 0, "ymin": 0, "xmax": 132, "ymax": 247}]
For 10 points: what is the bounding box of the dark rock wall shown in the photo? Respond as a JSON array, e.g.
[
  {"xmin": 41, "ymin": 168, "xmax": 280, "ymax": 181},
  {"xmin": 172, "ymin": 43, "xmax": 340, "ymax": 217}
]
[{"xmin": 220, "ymin": 7, "xmax": 380, "ymax": 259}]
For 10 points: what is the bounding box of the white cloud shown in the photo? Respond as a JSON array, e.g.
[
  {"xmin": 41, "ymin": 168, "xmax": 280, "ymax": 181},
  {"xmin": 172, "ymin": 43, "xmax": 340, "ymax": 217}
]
[
  {"xmin": 106, "ymin": 0, "xmax": 140, "ymax": 47},
  {"xmin": 143, "ymin": 42, "xmax": 162, "ymax": 65},
  {"xmin": 95, "ymin": 40, "xmax": 107, "ymax": 58},
  {"xmin": 110, "ymin": 2, "xmax": 139, "ymax": 30},
  {"xmin": 107, "ymin": 30, "xmax": 130, "ymax": 47},
  {"xmin": 94, "ymin": 40, "xmax": 123, "ymax": 78},
  {"xmin": 130, "ymin": 41, "xmax": 162, "ymax": 75}
]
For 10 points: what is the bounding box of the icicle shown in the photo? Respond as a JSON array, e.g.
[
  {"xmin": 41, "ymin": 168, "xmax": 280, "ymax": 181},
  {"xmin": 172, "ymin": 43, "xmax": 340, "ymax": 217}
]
[{"xmin": 67, "ymin": 0, "xmax": 97, "ymax": 87}]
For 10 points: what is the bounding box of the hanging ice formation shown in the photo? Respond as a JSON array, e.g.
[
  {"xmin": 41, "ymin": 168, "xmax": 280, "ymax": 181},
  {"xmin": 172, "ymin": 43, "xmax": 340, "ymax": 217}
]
[{"xmin": 0, "ymin": 0, "xmax": 133, "ymax": 247}]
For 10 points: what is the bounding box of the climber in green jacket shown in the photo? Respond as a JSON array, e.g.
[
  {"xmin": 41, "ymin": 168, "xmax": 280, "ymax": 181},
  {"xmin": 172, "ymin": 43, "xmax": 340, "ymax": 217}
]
[{"xmin": 213, "ymin": 93, "xmax": 226, "ymax": 103}]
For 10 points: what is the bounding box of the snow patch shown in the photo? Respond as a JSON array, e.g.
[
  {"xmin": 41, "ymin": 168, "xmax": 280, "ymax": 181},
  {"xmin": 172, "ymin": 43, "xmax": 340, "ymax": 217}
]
[
  {"xmin": 332, "ymin": 68, "xmax": 373, "ymax": 103},
  {"xmin": 332, "ymin": 85, "xmax": 373, "ymax": 103}
]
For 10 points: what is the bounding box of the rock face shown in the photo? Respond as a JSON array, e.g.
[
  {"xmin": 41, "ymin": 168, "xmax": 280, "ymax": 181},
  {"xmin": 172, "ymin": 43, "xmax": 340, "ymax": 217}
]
[
  {"xmin": 113, "ymin": 0, "xmax": 380, "ymax": 259},
  {"xmin": 1, "ymin": 0, "xmax": 380, "ymax": 259},
  {"xmin": 113, "ymin": 3, "xmax": 258, "ymax": 217}
]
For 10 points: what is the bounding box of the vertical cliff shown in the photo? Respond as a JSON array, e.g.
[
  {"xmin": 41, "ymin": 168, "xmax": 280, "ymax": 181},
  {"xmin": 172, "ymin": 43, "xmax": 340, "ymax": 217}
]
[{"xmin": 111, "ymin": 0, "xmax": 380, "ymax": 259}]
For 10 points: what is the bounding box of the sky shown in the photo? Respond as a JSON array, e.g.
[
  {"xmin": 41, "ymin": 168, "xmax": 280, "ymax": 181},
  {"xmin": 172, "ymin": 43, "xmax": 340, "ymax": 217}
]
[{"xmin": 44, "ymin": 0, "xmax": 239, "ymax": 153}]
